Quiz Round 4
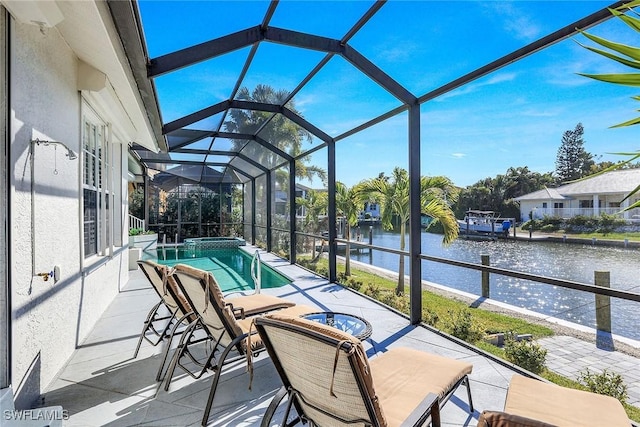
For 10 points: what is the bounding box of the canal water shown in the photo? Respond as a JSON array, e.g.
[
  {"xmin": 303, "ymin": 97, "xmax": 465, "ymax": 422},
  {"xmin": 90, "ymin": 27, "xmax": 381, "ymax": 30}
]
[{"xmin": 350, "ymin": 226, "xmax": 640, "ymax": 340}]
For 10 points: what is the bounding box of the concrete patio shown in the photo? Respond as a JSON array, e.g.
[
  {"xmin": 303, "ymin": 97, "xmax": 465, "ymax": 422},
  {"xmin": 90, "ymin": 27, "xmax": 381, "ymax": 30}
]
[{"xmin": 39, "ymin": 247, "xmax": 534, "ymax": 426}]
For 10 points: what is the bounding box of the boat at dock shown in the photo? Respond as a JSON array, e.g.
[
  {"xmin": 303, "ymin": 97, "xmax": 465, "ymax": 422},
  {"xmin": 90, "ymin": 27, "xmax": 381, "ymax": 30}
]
[{"xmin": 457, "ymin": 210, "xmax": 512, "ymax": 236}]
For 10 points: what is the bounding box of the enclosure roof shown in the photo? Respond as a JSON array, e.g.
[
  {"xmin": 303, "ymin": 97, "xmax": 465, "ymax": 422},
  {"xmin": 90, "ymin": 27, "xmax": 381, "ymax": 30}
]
[{"xmin": 111, "ymin": 0, "xmax": 624, "ymax": 186}]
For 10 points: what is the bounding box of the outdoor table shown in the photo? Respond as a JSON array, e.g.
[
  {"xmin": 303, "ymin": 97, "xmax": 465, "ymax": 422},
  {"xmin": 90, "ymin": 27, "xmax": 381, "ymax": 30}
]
[{"xmin": 301, "ymin": 311, "xmax": 372, "ymax": 340}]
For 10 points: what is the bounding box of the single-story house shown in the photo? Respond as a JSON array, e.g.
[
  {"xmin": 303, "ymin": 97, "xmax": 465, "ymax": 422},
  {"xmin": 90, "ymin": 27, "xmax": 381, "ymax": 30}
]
[{"xmin": 514, "ymin": 169, "xmax": 640, "ymax": 222}]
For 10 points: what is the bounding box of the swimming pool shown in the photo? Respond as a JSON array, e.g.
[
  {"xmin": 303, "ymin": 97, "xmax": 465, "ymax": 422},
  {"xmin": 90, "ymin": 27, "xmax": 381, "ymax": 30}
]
[{"xmin": 146, "ymin": 247, "xmax": 291, "ymax": 293}]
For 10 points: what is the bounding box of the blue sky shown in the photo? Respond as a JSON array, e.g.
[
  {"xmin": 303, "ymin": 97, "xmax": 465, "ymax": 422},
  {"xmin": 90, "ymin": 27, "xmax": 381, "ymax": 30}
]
[{"xmin": 138, "ymin": 1, "xmax": 640, "ymax": 188}]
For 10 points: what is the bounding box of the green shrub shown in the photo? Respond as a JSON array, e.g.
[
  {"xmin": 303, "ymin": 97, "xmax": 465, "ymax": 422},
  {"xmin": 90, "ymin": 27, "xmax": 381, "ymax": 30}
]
[
  {"xmin": 542, "ymin": 216, "xmax": 563, "ymax": 226},
  {"xmin": 504, "ymin": 338, "xmax": 547, "ymax": 374},
  {"xmin": 379, "ymin": 292, "xmax": 409, "ymax": 313},
  {"xmin": 540, "ymin": 224, "xmax": 559, "ymax": 232},
  {"xmin": 443, "ymin": 309, "xmax": 485, "ymax": 343},
  {"xmin": 566, "ymin": 215, "xmax": 598, "ymax": 230},
  {"xmin": 579, "ymin": 369, "xmax": 628, "ymax": 403},
  {"xmin": 422, "ymin": 309, "xmax": 439, "ymax": 326},
  {"xmin": 344, "ymin": 277, "xmax": 362, "ymax": 291},
  {"xmin": 521, "ymin": 220, "xmax": 542, "ymax": 231},
  {"xmin": 129, "ymin": 228, "xmax": 155, "ymax": 236},
  {"xmin": 596, "ymin": 213, "xmax": 627, "ymax": 234},
  {"xmin": 362, "ymin": 283, "xmax": 381, "ymax": 299}
]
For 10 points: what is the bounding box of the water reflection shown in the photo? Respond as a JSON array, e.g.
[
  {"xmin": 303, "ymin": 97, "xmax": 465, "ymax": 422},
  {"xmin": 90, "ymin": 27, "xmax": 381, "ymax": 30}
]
[{"xmin": 349, "ymin": 225, "xmax": 640, "ymax": 340}]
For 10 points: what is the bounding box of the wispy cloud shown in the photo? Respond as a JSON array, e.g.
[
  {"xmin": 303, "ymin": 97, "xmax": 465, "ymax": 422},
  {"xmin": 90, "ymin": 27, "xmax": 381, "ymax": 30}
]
[
  {"xmin": 451, "ymin": 153, "xmax": 466, "ymax": 159},
  {"xmin": 377, "ymin": 40, "xmax": 421, "ymax": 63},
  {"xmin": 436, "ymin": 72, "xmax": 517, "ymax": 101},
  {"xmin": 482, "ymin": 2, "xmax": 543, "ymax": 42}
]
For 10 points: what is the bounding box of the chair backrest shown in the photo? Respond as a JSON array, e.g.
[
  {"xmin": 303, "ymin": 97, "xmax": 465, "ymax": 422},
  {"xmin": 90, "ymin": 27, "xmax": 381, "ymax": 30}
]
[
  {"xmin": 138, "ymin": 260, "xmax": 195, "ymax": 322},
  {"xmin": 171, "ymin": 263, "xmax": 244, "ymax": 351},
  {"xmin": 254, "ymin": 312, "xmax": 386, "ymax": 427}
]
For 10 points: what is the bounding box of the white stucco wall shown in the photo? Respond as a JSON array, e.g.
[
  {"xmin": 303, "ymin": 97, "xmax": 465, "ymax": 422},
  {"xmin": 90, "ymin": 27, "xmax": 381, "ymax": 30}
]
[
  {"xmin": 9, "ymin": 18, "xmax": 127, "ymax": 408},
  {"xmin": 0, "ymin": 6, "xmax": 8, "ymax": 390}
]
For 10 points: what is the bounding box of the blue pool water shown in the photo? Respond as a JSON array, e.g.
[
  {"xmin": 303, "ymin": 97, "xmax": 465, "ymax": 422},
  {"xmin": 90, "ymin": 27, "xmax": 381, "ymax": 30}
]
[{"xmin": 145, "ymin": 247, "xmax": 291, "ymax": 293}]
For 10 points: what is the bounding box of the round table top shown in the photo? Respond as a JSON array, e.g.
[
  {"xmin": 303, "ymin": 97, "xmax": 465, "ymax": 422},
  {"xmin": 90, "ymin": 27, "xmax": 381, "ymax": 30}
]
[{"xmin": 301, "ymin": 311, "xmax": 372, "ymax": 340}]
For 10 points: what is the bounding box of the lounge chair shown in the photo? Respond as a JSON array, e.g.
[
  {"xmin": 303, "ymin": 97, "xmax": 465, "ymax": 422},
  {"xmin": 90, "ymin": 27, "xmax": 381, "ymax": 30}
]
[
  {"xmin": 163, "ymin": 263, "xmax": 315, "ymax": 426},
  {"xmin": 135, "ymin": 260, "xmax": 197, "ymax": 359},
  {"xmin": 137, "ymin": 260, "xmax": 298, "ymax": 379},
  {"xmin": 477, "ymin": 374, "xmax": 630, "ymax": 427},
  {"xmin": 254, "ymin": 311, "xmax": 474, "ymax": 427}
]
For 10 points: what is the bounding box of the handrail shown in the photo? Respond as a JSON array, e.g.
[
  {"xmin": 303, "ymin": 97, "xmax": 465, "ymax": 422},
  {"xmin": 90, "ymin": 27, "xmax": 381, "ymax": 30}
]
[
  {"xmin": 129, "ymin": 214, "xmax": 145, "ymax": 231},
  {"xmin": 333, "ymin": 237, "xmax": 640, "ymax": 302},
  {"xmin": 251, "ymin": 250, "xmax": 262, "ymax": 294}
]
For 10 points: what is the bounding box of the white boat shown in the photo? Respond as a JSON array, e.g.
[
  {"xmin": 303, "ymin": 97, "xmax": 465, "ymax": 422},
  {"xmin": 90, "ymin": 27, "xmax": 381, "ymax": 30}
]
[{"xmin": 457, "ymin": 210, "xmax": 512, "ymax": 235}]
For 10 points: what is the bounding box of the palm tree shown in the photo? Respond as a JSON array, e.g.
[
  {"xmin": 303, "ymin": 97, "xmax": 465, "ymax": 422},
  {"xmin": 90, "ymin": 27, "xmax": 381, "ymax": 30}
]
[
  {"xmin": 357, "ymin": 167, "xmax": 459, "ymax": 295},
  {"xmin": 335, "ymin": 182, "xmax": 361, "ymax": 276},
  {"xmin": 224, "ymin": 84, "xmax": 326, "ymax": 185},
  {"xmin": 296, "ymin": 189, "xmax": 328, "ymax": 260}
]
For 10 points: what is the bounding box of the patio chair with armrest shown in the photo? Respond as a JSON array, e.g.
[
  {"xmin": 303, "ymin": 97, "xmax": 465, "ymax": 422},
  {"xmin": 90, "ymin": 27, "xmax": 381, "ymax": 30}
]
[
  {"xmin": 136, "ymin": 259, "xmax": 299, "ymax": 377},
  {"xmin": 477, "ymin": 374, "xmax": 630, "ymax": 427},
  {"xmin": 254, "ymin": 311, "xmax": 474, "ymax": 427},
  {"xmin": 163, "ymin": 263, "xmax": 316, "ymax": 426},
  {"xmin": 135, "ymin": 260, "xmax": 198, "ymax": 359}
]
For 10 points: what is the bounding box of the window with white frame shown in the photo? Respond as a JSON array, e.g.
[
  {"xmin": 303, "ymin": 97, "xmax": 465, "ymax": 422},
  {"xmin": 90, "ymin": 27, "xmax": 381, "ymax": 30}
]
[{"xmin": 82, "ymin": 106, "xmax": 117, "ymax": 258}]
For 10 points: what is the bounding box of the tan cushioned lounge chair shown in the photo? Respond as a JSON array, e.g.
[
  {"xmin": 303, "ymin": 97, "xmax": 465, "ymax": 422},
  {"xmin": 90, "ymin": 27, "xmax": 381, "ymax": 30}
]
[
  {"xmin": 255, "ymin": 311, "xmax": 474, "ymax": 427},
  {"xmin": 172, "ymin": 262, "xmax": 296, "ymax": 318},
  {"xmin": 165, "ymin": 263, "xmax": 316, "ymax": 427},
  {"xmin": 477, "ymin": 375, "xmax": 630, "ymax": 427},
  {"xmin": 135, "ymin": 260, "xmax": 197, "ymax": 360}
]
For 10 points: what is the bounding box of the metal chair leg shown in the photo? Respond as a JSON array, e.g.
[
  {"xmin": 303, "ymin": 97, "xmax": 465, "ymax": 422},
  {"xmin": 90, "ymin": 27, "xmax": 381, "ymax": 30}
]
[
  {"xmin": 201, "ymin": 334, "xmax": 247, "ymax": 426},
  {"xmin": 156, "ymin": 312, "xmax": 194, "ymax": 382},
  {"xmin": 134, "ymin": 300, "xmax": 163, "ymax": 358},
  {"xmin": 464, "ymin": 375, "xmax": 474, "ymax": 413},
  {"xmin": 163, "ymin": 319, "xmax": 199, "ymax": 391},
  {"xmin": 260, "ymin": 386, "xmax": 288, "ymax": 427}
]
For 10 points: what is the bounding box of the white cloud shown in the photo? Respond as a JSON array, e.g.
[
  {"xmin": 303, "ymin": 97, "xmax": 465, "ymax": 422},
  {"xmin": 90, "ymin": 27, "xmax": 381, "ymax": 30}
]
[
  {"xmin": 482, "ymin": 2, "xmax": 543, "ymax": 42},
  {"xmin": 436, "ymin": 72, "xmax": 517, "ymax": 101},
  {"xmin": 451, "ymin": 153, "xmax": 466, "ymax": 159}
]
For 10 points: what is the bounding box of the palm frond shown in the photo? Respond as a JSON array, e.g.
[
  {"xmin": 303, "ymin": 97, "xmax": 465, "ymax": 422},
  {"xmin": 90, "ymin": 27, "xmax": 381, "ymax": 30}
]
[
  {"xmin": 577, "ymin": 72, "xmax": 640, "ymax": 86},
  {"xmin": 422, "ymin": 199, "xmax": 458, "ymax": 245},
  {"xmin": 611, "ymin": 114, "xmax": 640, "ymax": 127},
  {"xmin": 611, "ymin": 6, "xmax": 640, "ymax": 33},
  {"xmin": 577, "ymin": 32, "xmax": 640, "ymax": 63},
  {"xmin": 621, "ymin": 183, "xmax": 640, "ymax": 203}
]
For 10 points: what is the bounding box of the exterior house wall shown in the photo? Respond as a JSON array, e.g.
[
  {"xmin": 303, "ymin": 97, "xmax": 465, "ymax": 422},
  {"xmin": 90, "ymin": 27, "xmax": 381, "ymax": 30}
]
[
  {"xmin": 517, "ymin": 201, "xmax": 543, "ymax": 221},
  {"xmin": 9, "ymin": 16, "xmax": 128, "ymax": 408},
  {"xmin": 518, "ymin": 193, "xmax": 638, "ymax": 222},
  {"xmin": 0, "ymin": 6, "xmax": 7, "ymax": 391}
]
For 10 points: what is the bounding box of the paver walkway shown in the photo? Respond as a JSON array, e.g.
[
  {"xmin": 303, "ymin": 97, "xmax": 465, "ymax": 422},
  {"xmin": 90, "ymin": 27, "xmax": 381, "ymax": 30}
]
[{"xmin": 538, "ymin": 335, "xmax": 640, "ymax": 407}]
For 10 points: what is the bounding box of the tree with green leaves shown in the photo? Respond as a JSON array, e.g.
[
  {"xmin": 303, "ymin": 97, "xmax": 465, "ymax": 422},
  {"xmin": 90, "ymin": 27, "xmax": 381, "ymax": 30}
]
[
  {"xmin": 224, "ymin": 85, "xmax": 327, "ymax": 246},
  {"xmin": 555, "ymin": 123, "xmax": 594, "ymax": 183},
  {"xmin": 296, "ymin": 189, "xmax": 328, "ymax": 260},
  {"xmin": 455, "ymin": 166, "xmax": 553, "ymax": 219},
  {"xmin": 357, "ymin": 167, "xmax": 458, "ymax": 295},
  {"xmin": 335, "ymin": 182, "xmax": 361, "ymax": 277},
  {"xmin": 128, "ymin": 186, "xmax": 144, "ymax": 220},
  {"xmin": 224, "ymin": 84, "xmax": 326, "ymax": 186}
]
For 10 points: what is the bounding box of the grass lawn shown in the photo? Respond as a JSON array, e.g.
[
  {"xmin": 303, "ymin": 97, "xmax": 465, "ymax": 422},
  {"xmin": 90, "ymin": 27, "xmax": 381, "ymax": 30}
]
[
  {"xmin": 515, "ymin": 227, "xmax": 640, "ymax": 242},
  {"xmin": 297, "ymin": 255, "xmax": 640, "ymax": 422},
  {"xmin": 300, "ymin": 256, "xmax": 553, "ymax": 338}
]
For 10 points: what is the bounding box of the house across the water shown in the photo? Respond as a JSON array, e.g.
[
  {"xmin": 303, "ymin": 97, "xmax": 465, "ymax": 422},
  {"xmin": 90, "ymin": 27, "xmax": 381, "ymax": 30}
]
[{"xmin": 514, "ymin": 169, "xmax": 640, "ymax": 222}]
